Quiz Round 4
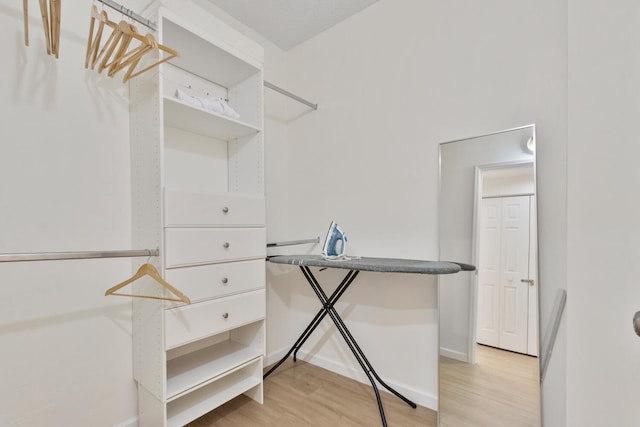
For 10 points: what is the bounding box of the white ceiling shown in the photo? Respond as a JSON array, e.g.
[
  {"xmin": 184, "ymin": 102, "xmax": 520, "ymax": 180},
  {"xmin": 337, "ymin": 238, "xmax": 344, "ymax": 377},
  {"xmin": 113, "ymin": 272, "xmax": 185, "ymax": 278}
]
[{"xmin": 207, "ymin": 0, "xmax": 380, "ymax": 51}]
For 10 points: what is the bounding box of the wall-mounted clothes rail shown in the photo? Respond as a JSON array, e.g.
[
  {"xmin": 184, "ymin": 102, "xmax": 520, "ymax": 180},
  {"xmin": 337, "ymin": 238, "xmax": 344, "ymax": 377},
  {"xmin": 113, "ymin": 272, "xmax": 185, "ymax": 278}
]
[
  {"xmin": 0, "ymin": 249, "xmax": 159, "ymax": 263},
  {"xmin": 96, "ymin": 0, "xmax": 156, "ymax": 31},
  {"xmin": 267, "ymin": 237, "xmax": 320, "ymax": 248},
  {"xmin": 264, "ymin": 81, "xmax": 318, "ymax": 110}
]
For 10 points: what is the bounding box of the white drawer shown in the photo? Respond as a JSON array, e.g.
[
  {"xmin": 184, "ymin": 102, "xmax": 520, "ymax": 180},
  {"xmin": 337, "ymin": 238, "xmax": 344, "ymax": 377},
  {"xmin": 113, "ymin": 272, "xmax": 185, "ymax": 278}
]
[
  {"xmin": 164, "ymin": 259, "xmax": 265, "ymax": 307},
  {"xmin": 165, "ymin": 190, "xmax": 265, "ymax": 227},
  {"xmin": 165, "ymin": 228, "xmax": 266, "ymax": 268},
  {"xmin": 165, "ymin": 289, "xmax": 265, "ymax": 349}
]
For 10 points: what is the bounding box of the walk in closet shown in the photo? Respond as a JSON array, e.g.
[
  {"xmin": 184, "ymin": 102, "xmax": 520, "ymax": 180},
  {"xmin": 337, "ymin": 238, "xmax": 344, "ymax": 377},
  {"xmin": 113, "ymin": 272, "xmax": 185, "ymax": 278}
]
[{"xmin": 129, "ymin": 8, "xmax": 265, "ymax": 427}]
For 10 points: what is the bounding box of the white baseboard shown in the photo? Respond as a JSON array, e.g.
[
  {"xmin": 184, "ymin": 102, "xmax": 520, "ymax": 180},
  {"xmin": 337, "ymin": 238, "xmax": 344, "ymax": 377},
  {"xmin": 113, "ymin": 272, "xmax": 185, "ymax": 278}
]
[
  {"xmin": 292, "ymin": 349, "xmax": 438, "ymax": 411},
  {"xmin": 113, "ymin": 417, "xmax": 138, "ymax": 427},
  {"xmin": 439, "ymin": 347, "xmax": 469, "ymax": 362}
]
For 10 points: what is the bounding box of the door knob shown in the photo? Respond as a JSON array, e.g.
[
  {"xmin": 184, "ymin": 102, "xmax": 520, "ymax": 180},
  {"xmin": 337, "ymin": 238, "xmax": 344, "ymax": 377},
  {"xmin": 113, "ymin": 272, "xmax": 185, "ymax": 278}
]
[{"xmin": 520, "ymin": 279, "xmax": 535, "ymax": 286}]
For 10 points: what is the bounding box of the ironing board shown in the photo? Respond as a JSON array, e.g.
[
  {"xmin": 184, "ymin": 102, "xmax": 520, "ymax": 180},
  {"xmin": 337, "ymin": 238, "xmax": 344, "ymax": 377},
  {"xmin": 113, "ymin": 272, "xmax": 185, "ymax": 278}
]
[{"xmin": 265, "ymin": 254, "xmax": 475, "ymax": 427}]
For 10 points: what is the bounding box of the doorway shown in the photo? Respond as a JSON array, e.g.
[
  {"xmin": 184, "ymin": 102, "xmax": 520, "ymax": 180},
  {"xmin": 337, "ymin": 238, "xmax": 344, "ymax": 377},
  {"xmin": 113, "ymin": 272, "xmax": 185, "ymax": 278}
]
[{"xmin": 474, "ymin": 163, "xmax": 538, "ymax": 356}]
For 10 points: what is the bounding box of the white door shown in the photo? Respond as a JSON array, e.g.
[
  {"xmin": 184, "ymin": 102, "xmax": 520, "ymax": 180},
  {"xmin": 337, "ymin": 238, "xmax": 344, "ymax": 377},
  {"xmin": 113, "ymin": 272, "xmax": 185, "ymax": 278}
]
[
  {"xmin": 477, "ymin": 196, "xmax": 531, "ymax": 354},
  {"xmin": 476, "ymin": 198, "xmax": 502, "ymax": 347}
]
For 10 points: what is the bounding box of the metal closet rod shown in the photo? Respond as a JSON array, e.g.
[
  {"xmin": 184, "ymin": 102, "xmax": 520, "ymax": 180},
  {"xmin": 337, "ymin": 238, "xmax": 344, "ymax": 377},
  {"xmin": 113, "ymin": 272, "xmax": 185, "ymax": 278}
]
[
  {"xmin": 264, "ymin": 81, "xmax": 318, "ymax": 110},
  {"xmin": 0, "ymin": 249, "xmax": 159, "ymax": 263},
  {"xmin": 96, "ymin": 0, "xmax": 156, "ymax": 31},
  {"xmin": 267, "ymin": 237, "xmax": 320, "ymax": 248}
]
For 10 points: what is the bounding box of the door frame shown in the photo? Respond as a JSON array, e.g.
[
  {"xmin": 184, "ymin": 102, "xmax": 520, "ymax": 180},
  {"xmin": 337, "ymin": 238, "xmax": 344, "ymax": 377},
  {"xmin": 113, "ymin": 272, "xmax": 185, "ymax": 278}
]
[{"xmin": 468, "ymin": 159, "xmax": 536, "ymax": 363}]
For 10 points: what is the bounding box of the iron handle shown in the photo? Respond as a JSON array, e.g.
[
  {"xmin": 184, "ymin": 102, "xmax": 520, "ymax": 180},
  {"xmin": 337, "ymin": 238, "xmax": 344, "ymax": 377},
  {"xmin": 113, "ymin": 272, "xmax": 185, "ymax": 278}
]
[
  {"xmin": 222, "ymin": 206, "xmax": 229, "ymax": 214},
  {"xmin": 634, "ymin": 311, "xmax": 640, "ymax": 337},
  {"xmin": 521, "ymin": 279, "xmax": 535, "ymax": 286},
  {"xmin": 223, "ymin": 242, "xmax": 230, "ymax": 249},
  {"xmin": 221, "ymin": 277, "xmax": 229, "ymax": 284},
  {"xmin": 222, "ymin": 312, "xmax": 229, "ymax": 320}
]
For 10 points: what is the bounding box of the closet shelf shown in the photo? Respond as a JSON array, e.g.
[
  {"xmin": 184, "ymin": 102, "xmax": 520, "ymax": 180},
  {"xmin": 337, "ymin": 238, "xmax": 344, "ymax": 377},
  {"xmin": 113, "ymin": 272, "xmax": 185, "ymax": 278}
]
[
  {"xmin": 166, "ymin": 359, "xmax": 261, "ymax": 427},
  {"xmin": 163, "ymin": 19, "xmax": 259, "ymax": 88},
  {"xmin": 164, "ymin": 97, "xmax": 260, "ymax": 141},
  {"xmin": 166, "ymin": 339, "xmax": 262, "ymax": 399},
  {"xmin": 131, "ymin": 9, "xmax": 265, "ymax": 425}
]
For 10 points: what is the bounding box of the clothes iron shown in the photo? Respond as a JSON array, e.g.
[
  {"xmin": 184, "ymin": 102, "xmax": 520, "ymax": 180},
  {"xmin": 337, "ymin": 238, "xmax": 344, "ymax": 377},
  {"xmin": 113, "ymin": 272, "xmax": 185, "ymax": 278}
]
[{"xmin": 322, "ymin": 221, "xmax": 348, "ymax": 259}]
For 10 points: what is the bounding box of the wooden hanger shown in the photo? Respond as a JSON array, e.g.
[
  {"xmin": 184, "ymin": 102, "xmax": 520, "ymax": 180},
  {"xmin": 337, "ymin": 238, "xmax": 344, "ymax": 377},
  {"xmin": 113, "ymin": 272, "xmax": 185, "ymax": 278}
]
[
  {"xmin": 105, "ymin": 263, "xmax": 191, "ymax": 304},
  {"xmin": 85, "ymin": 6, "xmax": 97, "ymax": 66},
  {"xmin": 107, "ymin": 34, "xmax": 154, "ymax": 78},
  {"xmin": 23, "ymin": 0, "xmax": 29, "ymax": 46},
  {"xmin": 38, "ymin": 0, "xmax": 51, "ymax": 55},
  {"xmin": 122, "ymin": 33, "xmax": 179, "ymax": 82},
  {"xmin": 85, "ymin": 6, "xmax": 114, "ymax": 69},
  {"xmin": 90, "ymin": 18, "xmax": 118, "ymax": 70},
  {"xmin": 109, "ymin": 33, "xmax": 172, "ymax": 82},
  {"xmin": 106, "ymin": 23, "xmax": 148, "ymax": 77},
  {"xmin": 83, "ymin": 5, "xmax": 179, "ymax": 82},
  {"xmin": 103, "ymin": 27, "xmax": 178, "ymax": 82},
  {"xmin": 94, "ymin": 19, "xmax": 129, "ymax": 73},
  {"xmin": 105, "ymin": 22, "xmax": 138, "ymax": 75},
  {"xmin": 49, "ymin": 0, "xmax": 60, "ymax": 58},
  {"xmin": 25, "ymin": 0, "xmax": 61, "ymax": 57}
]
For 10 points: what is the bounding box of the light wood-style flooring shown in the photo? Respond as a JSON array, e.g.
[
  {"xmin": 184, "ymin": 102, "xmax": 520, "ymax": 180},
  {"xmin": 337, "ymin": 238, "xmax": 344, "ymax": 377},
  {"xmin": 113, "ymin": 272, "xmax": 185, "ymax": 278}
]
[
  {"xmin": 187, "ymin": 345, "xmax": 539, "ymax": 427},
  {"xmin": 187, "ymin": 358, "xmax": 437, "ymax": 427},
  {"xmin": 439, "ymin": 345, "xmax": 540, "ymax": 427}
]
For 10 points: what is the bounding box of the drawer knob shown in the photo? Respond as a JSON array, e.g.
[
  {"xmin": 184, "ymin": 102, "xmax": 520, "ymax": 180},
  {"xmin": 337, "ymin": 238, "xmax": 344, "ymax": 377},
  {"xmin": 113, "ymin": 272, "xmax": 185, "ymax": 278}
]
[
  {"xmin": 223, "ymin": 242, "xmax": 230, "ymax": 249},
  {"xmin": 222, "ymin": 312, "xmax": 229, "ymax": 319},
  {"xmin": 222, "ymin": 206, "xmax": 229, "ymax": 214},
  {"xmin": 221, "ymin": 277, "xmax": 229, "ymax": 284}
]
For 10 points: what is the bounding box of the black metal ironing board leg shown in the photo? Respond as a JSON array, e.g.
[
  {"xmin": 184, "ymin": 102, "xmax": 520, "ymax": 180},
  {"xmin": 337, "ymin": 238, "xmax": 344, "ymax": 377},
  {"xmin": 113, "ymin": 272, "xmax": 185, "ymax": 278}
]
[
  {"xmin": 291, "ymin": 268, "xmax": 359, "ymax": 362},
  {"xmin": 264, "ymin": 266, "xmax": 417, "ymax": 427},
  {"xmin": 262, "ymin": 269, "xmax": 359, "ymax": 379}
]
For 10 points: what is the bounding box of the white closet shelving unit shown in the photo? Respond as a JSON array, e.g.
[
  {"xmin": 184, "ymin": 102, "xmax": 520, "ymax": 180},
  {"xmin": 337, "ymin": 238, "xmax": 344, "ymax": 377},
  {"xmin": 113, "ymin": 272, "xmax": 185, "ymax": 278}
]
[{"xmin": 129, "ymin": 8, "xmax": 265, "ymax": 427}]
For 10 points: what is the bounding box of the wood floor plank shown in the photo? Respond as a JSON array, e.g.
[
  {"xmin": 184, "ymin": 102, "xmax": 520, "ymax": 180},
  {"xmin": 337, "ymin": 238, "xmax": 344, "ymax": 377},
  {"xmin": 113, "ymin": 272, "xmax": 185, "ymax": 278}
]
[
  {"xmin": 187, "ymin": 358, "xmax": 437, "ymax": 427},
  {"xmin": 186, "ymin": 345, "xmax": 538, "ymax": 426},
  {"xmin": 438, "ymin": 345, "xmax": 540, "ymax": 427}
]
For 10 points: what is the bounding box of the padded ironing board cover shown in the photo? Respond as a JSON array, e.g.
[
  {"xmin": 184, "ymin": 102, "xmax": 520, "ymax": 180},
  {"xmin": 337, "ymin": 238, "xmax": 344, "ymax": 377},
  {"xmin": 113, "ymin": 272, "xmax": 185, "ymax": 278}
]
[{"xmin": 268, "ymin": 255, "xmax": 474, "ymax": 274}]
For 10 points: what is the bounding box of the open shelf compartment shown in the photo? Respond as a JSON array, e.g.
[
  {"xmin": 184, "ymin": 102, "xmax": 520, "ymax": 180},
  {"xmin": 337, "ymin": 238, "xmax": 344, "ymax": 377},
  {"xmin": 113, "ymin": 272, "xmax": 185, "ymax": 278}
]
[
  {"xmin": 166, "ymin": 358, "xmax": 263, "ymax": 427},
  {"xmin": 166, "ymin": 321, "xmax": 264, "ymax": 399},
  {"xmin": 161, "ymin": 16, "xmax": 260, "ymax": 88}
]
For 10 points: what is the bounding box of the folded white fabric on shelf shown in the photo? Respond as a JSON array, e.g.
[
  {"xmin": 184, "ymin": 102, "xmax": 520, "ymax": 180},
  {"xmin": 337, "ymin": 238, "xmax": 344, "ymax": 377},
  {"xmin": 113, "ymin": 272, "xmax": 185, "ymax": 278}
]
[
  {"xmin": 219, "ymin": 100, "xmax": 240, "ymax": 119},
  {"xmin": 174, "ymin": 89, "xmax": 240, "ymax": 120},
  {"xmin": 174, "ymin": 88, "xmax": 201, "ymax": 108}
]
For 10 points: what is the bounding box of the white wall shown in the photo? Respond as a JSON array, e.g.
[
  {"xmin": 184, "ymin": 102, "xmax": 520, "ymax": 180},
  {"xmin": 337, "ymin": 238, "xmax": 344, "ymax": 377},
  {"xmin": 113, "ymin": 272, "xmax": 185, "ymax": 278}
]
[
  {"xmin": 567, "ymin": 1, "xmax": 640, "ymax": 425},
  {"xmin": 0, "ymin": 3, "xmax": 136, "ymax": 426},
  {"xmin": 282, "ymin": 0, "xmax": 567, "ymax": 413}
]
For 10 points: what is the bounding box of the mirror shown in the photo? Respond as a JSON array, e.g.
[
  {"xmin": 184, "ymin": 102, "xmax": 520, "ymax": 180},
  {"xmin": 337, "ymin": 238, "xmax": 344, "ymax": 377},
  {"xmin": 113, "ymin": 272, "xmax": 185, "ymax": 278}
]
[{"xmin": 438, "ymin": 125, "xmax": 540, "ymax": 427}]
